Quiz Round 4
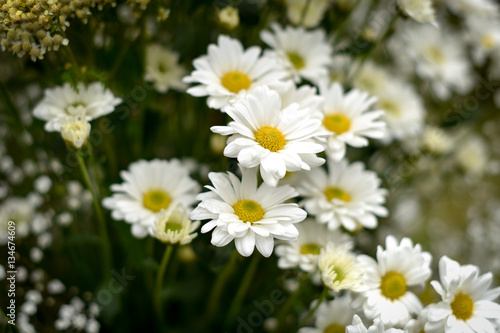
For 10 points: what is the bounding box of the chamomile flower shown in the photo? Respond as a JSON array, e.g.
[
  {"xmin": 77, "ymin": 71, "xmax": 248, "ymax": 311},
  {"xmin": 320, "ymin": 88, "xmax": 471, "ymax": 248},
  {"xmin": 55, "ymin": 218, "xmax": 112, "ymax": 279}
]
[
  {"xmin": 352, "ymin": 61, "xmax": 390, "ymax": 96},
  {"xmin": 357, "ymin": 236, "xmax": 432, "ymax": 327},
  {"xmin": 298, "ymin": 159, "xmax": 388, "ymax": 232},
  {"xmin": 318, "ymin": 243, "xmax": 365, "ymax": 292},
  {"xmin": 144, "ymin": 44, "xmax": 187, "ymax": 93},
  {"xmin": 190, "ymin": 166, "xmax": 306, "ymax": 257},
  {"xmin": 376, "ymin": 79, "xmax": 425, "ymax": 142},
  {"xmin": 316, "ymin": 82, "xmax": 385, "ymax": 161},
  {"xmin": 346, "ymin": 315, "xmax": 406, "ymax": 333},
  {"xmin": 299, "ymin": 293, "xmax": 358, "ymax": 333},
  {"xmin": 33, "ymin": 82, "xmax": 122, "ymax": 132},
  {"xmin": 275, "ymin": 219, "xmax": 353, "ymax": 272},
  {"xmin": 443, "ymin": 0, "xmax": 499, "ymax": 18},
  {"xmin": 211, "ymin": 86, "xmax": 326, "ymax": 187},
  {"xmin": 425, "ymin": 256, "xmax": 500, "ymax": 333},
  {"xmin": 274, "ymin": 80, "xmax": 323, "ymax": 111},
  {"xmin": 285, "ymin": 0, "xmax": 330, "ymax": 28},
  {"xmin": 102, "ymin": 159, "xmax": 200, "ymax": 239},
  {"xmin": 397, "ymin": 0, "xmax": 437, "ymax": 26},
  {"xmin": 183, "ymin": 35, "xmax": 287, "ymax": 110},
  {"xmin": 465, "ymin": 17, "xmax": 500, "ymax": 65},
  {"xmin": 260, "ymin": 23, "xmax": 332, "ymax": 84},
  {"xmin": 152, "ymin": 204, "xmax": 200, "ymax": 245},
  {"xmin": 396, "ymin": 23, "xmax": 472, "ymax": 99}
]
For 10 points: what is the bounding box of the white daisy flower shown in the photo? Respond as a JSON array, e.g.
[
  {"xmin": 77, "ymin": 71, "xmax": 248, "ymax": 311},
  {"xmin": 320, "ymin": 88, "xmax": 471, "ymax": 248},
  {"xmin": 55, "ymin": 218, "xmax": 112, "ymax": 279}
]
[
  {"xmin": 183, "ymin": 35, "xmax": 287, "ymax": 110},
  {"xmin": 425, "ymin": 256, "xmax": 500, "ymax": 333},
  {"xmin": 285, "ymin": 0, "xmax": 330, "ymax": 28},
  {"xmin": 298, "ymin": 159, "xmax": 388, "ymax": 232},
  {"xmin": 376, "ymin": 79, "xmax": 425, "ymax": 142},
  {"xmin": 396, "ymin": 23, "xmax": 472, "ymax": 100},
  {"xmin": 351, "ymin": 61, "xmax": 390, "ymax": 96},
  {"xmin": 102, "ymin": 159, "xmax": 200, "ymax": 239},
  {"xmin": 0, "ymin": 197, "xmax": 37, "ymax": 244},
  {"xmin": 144, "ymin": 44, "xmax": 187, "ymax": 93},
  {"xmin": 404, "ymin": 307, "xmax": 430, "ymax": 333},
  {"xmin": 316, "ymin": 82, "xmax": 385, "ymax": 161},
  {"xmin": 443, "ymin": 0, "xmax": 499, "ymax": 18},
  {"xmin": 357, "ymin": 236, "xmax": 432, "ymax": 327},
  {"xmin": 275, "ymin": 218, "xmax": 353, "ymax": 272},
  {"xmin": 211, "ymin": 86, "xmax": 326, "ymax": 187},
  {"xmin": 397, "ymin": 0, "xmax": 437, "ymax": 26},
  {"xmin": 273, "ymin": 80, "xmax": 324, "ymax": 112},
  {"xmin": 346, "ymin": 315, "xmax": 406, "ymax": 333},
  {"xmin": 318, "ymin": 243, "xmax": 365, "ymax": 292},
  {"xmin": 299, "ymin": 293, "xmax": 358, "ymax": 333},
  {"xmin": 465, "ymin": 17, "xmax": 500, "ymax": 65},
  {"xmin": 260, "ymin": 23, "xmax": 332, "ymax": 84},
  {"xmin": 190, "ymin": 166, "xmax": 307, "ymax": 257},
  {"xmin": 152, "ymin": 204, "xmax": 200, "ymax": 245},
  {"xmin": 33, "ymin": 82, "xmax": 122, "ymax": 132}
]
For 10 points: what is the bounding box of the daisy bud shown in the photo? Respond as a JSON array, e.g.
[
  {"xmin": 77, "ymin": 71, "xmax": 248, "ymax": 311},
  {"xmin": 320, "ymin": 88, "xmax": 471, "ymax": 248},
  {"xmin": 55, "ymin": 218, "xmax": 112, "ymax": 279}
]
[
  {"xmin": 60, "ymin": 116, "xmax": 91, "ymax": 151},
  {"xmin": 152, "ymin": 205, "xmax": 200, "ymax": 245},
  {"xmin": 217, "ymin": 6, "xmax": 239, "ymax": 30}
]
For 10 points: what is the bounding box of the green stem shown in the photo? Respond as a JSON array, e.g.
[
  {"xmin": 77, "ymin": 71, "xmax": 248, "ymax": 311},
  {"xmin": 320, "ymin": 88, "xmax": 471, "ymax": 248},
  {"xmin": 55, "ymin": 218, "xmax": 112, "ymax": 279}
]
[
  {"xmin": 154, "ymin": 243, "xmax": 175, "ymax": 322},
  {"xmin": 87, "ymin": 144, "xmax": 102, "ymax": 197},
  {"xmin": 199, "ymin": 250, "xmax": 240, "ymax": 327},
  {"xmin": 76, "ymin": 152, "xmax": 112, "ymax": 281},
  {"xmin": 298, "ymin": 288, "xmax": 329, "ymax": 327},
  {"xmin": 275, "ymin": 274, "xmax": 308, "ymax": 332},
  {"xmin": 225, "ymin": 254, "xmax": 262, "ymax": 327},
  {"xmin": 299, "ymin": 0, "xmax": 312, "ymax": 26}
]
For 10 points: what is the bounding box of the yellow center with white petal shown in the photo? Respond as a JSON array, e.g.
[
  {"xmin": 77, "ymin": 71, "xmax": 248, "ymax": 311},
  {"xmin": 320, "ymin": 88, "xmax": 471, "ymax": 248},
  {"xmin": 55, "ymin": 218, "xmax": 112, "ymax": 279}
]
[
  {"xmin": 300, "ymin": 243, "xmax": 322, "ymax": 255},
  {"xmin": 425, "ymin": 45, "xmax": 445, "ymax": 65},
  {"xmin": 164, "ymin": 221, "xmax": 183, "ymax": 233},
  {"xmin": 379, "ymin": 99, "xmax": 402, "ymax": 117},
  {"xmin": 380, "ymin": 271, "xmax": 407, "ymax": 300},
  {"xmin": 233, "ymin": 199, "xmax": 265, "ymax": 223},
  {"xmin": 254, "ymin": 126, "xmax": 286, "ymax": 152},
  {"xmin": 451, "ymin": 292, "xmax": 474, "ymax": 320},
  {"xmin": 143, "ymin": 190, "xmax": 171, "ymax": 212},
  {"xmin": 323, "ymin": 113, "xmax": 351, "ymax": 135},
  {"xmin": 287, "ymin": 52, "xmax": 305, "ymax": 69},
  {"xmin": 324, "ymin": 324, "xmax": 345, "ymax": 333},
  {"xmin": 324, "ymin": 187, "xmax": 351, "ymax": 202},
  {"xmin": 221, "ymin": 71, "xmax": 252, "ymax": 93},
  {"xmin": 481, "ymin": 34, "xmax": 495, "ymax": 49}
]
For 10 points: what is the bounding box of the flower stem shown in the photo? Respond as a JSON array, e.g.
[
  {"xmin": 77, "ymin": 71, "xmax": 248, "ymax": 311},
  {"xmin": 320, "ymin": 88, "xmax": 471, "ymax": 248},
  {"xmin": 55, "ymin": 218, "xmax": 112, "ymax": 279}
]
[
  {"xmin": 224, "ymin": 253, "xmax": 261, "ymax": 327},
  {"xmin": 199, "ymin": 250, "xmax": 240, "ymax": 327},
  {"xmin": 154, "ymin": 243, "xmax": 175, "ymax": 322},
  {"xmin": 76, "ymin": 152, "xmax": 112, "ymax": 281},
  {"xmin": 275, "ymin": 274, "xmax": 308, "ymax": 332},
  {"xmin": 298, "ymin": 288, "xmax": 329, "ymax": 327}
]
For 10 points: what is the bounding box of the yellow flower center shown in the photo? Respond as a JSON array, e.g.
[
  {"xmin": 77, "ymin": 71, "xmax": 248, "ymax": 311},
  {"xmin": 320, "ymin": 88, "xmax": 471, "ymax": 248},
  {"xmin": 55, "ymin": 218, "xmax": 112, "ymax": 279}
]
[
  {"xmin": 233, "ymin": 199, "xmax": 265, "ymax": 223},
  {"xmin": 221, "ymin": 71, "xmax": 251, "ymax": 93},
  {"xmin": 143, "ymin": 190, "xmax": 171, "ymax": 212},
  {"xmin": 164, "ymin": 222, "xmax": 182, "ymax": 233},
  {"xmin": 254, "ymin": 126, "xmax": 286, "ymax": 152},
  {"xmin": 379, "ymin": 99, "xmax": 402, "ymax": 117},
  {"xmin": 324, "ymin": 187, "xmax": 351, "ymax": 202},
  {"xmin": 323, "ymin": 113, "xmax": 351, "ymax": 135},
  {"xmin": 380, "ymin": 271, "xmax": 407, "ymax": 300},
  {"xmin": 481, "ymin": 34, "xmax": 495, "ymax": 49},
  {"xmin": 158, "ymin": 62, "xmax": 168, "ymax": 73},
  {"xmin": 451, "ymin": 293, "xmax": 474, "ymax": 320},
  {"xmin": 300, "ymin": 243, "xmax": 322, "ymax": 255},
  {"xmin": 324, "ymin": 324, "xmax": 346, "ymax": 333},
  {"xmin": 425, "ymin": 45, "xmax": 445, "ymax": 65},
  {"xmin": 331, "ymin": 266, "xmax": 344, "ymax": 282},
  {"xmin": 287, "ymin": 52, "xmax": 305, "ymax": 69}
]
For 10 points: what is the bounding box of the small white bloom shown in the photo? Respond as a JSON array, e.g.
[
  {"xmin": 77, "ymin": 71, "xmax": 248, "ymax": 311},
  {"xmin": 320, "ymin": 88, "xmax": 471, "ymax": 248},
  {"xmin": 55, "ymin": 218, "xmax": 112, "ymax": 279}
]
[
  {"xmin": 318, "ymin": 243, "xmax": 365, "ymax": 293},
  {"xmin": 211, "ymin": 86, "xmax": 326, "ymax": 187},
  {"xmin": 465, "ymin": 17, "xmax": 500, "ymax": 65},
  {"xmin": 274, "ymin": 80, "xmax": 324, "ymax": 111},
  {"xmin": 0, "ymin": 197, "xmax": 36, "ymax": 244},
  {"xmin": 346, "ymin": 314, "xmax": 406, "ymax": 333},
  {"xmin": 425, "ymin": 256, "xmax": 500, "ymax": 333},
  {"xmin": 285, "ymin": 0, "xmax": 330, "ymax": 28},
  {"xmin": 421, "ymin": 126, "xmax": 452, "ymax": 154},
  {"xmin": 298, "ymin": 159, "xmax": 388, "ymax": 231},
  {"xmin": 218, "ymin": 6, "xmax": 239, "ymax": 29},
  {"xmin": 455, "ymin": 135, "xmax": 489, "ymax": 175},
  {"xmin": 397, "ymin": 0, "xmax": 437, "ymax": 26},
  {"xmin": 299, "ymin": 293, "xmax": 358, "ymax": 333},
  {"xmin": 60, "ymin": 115, "xmax": 91, "ymax": 150},
  {"xmin": 102, "ymin": 159, "xmax": 200, "ymax": 238},
  {"xmin": 152, "ymin": 204, "xmax": 200, "ymax": 245},
  {"xmin": 184, "ymin": 35, "xmax": 287, "ymax": 110},
  {"xmin": 351, "ymin": 61, "xmax": 390, "ymax": 96},
  {"xmin": 33, "ymin": 82, "xmax": 122, "ymax": 132},
  {"xmin": 260, "ymin": 23, "xmax": 332, "ymax": 84},
  {"xmin": 275, "ymin": 219, "xmax": 353, "ymax": 272},
  {"xmin": 444, "ymin": 0, "xmax": 499, "ymax": 18},
  {"xmin": 190, "ymin": 166, "xmax": 306, "ymax": 257},
  {"xmin": 357, "ymin": 236, "xmax": 432, "ymax": 327},
  {"xmin": 34, "ymin": 175, "xmax": 52, "ymax": 194},
  {"xmin": 316, "ymin": 82, "xmax": 385, "ymax": 161},
  {"xmin": 47, "ymin": 279, "xmax": 66, "ymax": 294},
  {"xmin": 144, "ymin": 44, "xmax": 187, "ymax": 93}
]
